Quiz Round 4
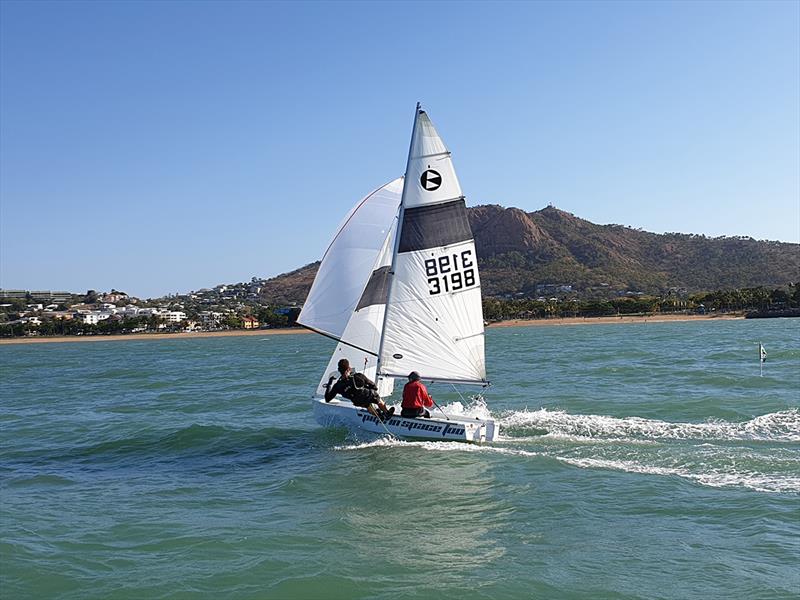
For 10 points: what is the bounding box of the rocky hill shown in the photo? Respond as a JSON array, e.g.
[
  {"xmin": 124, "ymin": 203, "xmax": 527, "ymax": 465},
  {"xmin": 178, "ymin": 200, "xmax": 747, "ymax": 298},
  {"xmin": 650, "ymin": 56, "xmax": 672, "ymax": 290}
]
[
  {"xmin": 257, "ymin": 262, "xmax": 319, "ymax": 306},
  {"xmin": 259, "ymin": 205, "xmax": 799, "ymax": 303}
]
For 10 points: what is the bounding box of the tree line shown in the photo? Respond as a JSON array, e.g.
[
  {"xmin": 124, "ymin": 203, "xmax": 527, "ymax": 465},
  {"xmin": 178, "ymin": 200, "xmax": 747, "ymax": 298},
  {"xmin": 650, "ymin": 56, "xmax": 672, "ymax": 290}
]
[{"xmin": 482, "ymin": 285, "xmax": 799, "ymax": 322}]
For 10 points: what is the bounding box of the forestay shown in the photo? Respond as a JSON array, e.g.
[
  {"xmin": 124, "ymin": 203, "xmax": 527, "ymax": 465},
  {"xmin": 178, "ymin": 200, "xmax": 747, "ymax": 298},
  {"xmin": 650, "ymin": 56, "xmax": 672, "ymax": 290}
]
[{"xmin": 378, "ymin": 109, "xmax": 486, "ymax": 385}]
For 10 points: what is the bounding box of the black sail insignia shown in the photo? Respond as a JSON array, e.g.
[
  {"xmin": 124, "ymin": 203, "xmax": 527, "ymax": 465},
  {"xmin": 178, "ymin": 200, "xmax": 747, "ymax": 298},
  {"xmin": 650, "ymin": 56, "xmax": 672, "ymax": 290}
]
[{"xmin": 397, "ymin": 198, "xmax": 473, "ymax": 253}]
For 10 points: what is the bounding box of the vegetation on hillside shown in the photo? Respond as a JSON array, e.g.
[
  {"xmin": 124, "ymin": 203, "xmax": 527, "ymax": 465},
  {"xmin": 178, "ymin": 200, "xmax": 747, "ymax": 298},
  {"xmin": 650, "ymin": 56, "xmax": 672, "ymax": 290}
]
[
  {"xmin": 482, "ymin": 285, "xmax": 799, "ymax": 321},
  {"xmin": 254, "ymin": 205, "xmax": 798, "ymax": 306}
]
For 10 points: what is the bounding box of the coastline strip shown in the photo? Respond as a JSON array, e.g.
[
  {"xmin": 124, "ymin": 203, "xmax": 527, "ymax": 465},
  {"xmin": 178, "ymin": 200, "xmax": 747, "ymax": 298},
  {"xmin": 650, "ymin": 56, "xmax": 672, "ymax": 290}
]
[
  {"xmin": 0, "ymin": 328, "xmax": 311, "ymax": 346},
  {"xmin": 0, "ymin": 314, "xmax": 746, "ymax": 346}
]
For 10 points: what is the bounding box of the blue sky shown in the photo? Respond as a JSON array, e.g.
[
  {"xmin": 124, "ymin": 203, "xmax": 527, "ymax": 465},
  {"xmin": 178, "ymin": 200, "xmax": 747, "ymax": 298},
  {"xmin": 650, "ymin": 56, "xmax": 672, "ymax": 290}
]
[{"xmin": 1, "ymin": 0, "xmax": 798, "ymax": 298}]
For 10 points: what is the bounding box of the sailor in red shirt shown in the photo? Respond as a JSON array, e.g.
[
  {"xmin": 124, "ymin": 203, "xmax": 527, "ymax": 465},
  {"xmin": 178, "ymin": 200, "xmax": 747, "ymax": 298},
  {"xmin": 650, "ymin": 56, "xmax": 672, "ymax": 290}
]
[{"xmin": 401, "ymin": 371, "xmax": 433, "ymax": 418}]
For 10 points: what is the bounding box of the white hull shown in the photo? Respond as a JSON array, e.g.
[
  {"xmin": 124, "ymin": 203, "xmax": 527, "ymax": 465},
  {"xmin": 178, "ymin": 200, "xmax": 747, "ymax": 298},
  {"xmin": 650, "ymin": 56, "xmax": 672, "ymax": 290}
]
[{"xmin": 313, "ymin": 397, "xmax": 498, "ymax": 443}]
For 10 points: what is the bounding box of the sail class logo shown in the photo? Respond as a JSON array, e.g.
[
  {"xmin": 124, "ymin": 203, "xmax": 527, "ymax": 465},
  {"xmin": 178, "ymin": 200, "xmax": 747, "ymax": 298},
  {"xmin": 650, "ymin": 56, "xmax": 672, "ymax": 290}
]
[{"xmin": 420, "ymin": 169, "xmax": 442, "ymax": 191}]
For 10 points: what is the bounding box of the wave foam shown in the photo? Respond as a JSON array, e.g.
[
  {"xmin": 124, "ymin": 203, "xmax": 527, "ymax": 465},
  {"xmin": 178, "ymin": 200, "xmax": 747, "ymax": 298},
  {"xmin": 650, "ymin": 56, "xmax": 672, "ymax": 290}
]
[
  {"xmin": 559, "ymin": 456, "xmax": 800, "ymax": 494},
  {"xmin": 333, "ymin": 409, "xmax": 800, "ymax": 494},
  {"xmin": 434, "ymin": 396, "xmax": 493, "ymax": 420},
  {"xmin": 501, "ymin": 408, "xmax": 800, "ymax": 442},
  {"xmin": 335, "ymin": 435, "xmax": 799, "ymax": 493}
]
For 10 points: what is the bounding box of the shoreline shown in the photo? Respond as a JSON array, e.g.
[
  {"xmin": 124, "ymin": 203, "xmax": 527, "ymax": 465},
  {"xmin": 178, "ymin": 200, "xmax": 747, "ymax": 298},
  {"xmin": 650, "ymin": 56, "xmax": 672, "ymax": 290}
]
[
  {"xmin": 0, "ymin": 328, "xmax": 311, "ymax": 346},
  {"xmin": 0, "ymin": 313, "xmax": 747, "ymax": 346}
]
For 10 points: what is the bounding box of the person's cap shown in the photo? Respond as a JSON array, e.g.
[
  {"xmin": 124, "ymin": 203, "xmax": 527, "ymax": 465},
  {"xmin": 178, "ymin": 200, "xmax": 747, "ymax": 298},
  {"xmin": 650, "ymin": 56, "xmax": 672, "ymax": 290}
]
[{"xmin": 408, "ymin": 371, "xmax": 420, "ymax": 381}]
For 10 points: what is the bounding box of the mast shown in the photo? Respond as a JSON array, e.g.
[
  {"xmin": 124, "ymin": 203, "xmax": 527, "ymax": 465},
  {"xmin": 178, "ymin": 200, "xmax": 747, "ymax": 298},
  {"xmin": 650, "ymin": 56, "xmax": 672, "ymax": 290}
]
[{"xmin": 376, "ymin": 102, "xmax": 421, "ymax": 381}]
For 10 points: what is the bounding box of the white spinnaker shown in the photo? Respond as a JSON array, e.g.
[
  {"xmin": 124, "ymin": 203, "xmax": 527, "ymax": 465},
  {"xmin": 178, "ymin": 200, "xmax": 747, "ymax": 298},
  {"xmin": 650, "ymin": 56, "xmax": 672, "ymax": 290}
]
[
  {"xmin": 314, "ymin": 219, "xmax": 397, "ymax": 398},
  {"xmin": 379, "ymin": 108, "xmax": 486, "ymax": 384},
  {"xmin": 298, "ymin": 178, "xmax": 403, "ymax": 339}
]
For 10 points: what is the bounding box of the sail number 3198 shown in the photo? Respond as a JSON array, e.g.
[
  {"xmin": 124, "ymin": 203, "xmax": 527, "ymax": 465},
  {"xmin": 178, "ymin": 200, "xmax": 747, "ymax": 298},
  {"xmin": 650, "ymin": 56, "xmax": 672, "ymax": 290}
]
[{"xmin": 425, "ymin": 249, "xmax": 476, "ymax": 295}]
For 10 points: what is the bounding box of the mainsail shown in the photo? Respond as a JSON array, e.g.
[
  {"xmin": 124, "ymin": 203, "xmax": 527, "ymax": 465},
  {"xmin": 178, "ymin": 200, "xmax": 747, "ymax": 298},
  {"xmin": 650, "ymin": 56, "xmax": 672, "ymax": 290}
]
[{"xmin": 377, "ymin": 107, "xmax": 486, "ymax": 385}]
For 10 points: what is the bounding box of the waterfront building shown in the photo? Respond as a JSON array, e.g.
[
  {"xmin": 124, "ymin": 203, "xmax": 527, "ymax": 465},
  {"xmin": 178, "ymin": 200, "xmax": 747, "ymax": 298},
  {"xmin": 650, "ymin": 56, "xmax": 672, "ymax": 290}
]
[{"xmin": 0, "ymin": 289, "xmax": 27, "ymax": 299}]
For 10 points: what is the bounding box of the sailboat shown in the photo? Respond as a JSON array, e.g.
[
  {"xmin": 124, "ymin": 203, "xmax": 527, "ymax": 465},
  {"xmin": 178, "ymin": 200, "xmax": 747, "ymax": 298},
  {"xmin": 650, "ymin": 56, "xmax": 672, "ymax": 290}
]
[{"xmin": 298, "ymin": 104, "xmax": 498, "ymax": 443}]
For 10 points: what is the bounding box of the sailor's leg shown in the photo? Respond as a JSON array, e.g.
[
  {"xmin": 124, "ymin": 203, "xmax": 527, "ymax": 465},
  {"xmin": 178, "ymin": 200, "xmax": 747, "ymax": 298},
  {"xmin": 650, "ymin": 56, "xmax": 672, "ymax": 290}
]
[
  {"xmin": 378, "ymin": 401, "xmax": 395, "ymax": 419},
  {"xmin": 369, "ymin": 403, "xmax": 393, "ymax": 421}
]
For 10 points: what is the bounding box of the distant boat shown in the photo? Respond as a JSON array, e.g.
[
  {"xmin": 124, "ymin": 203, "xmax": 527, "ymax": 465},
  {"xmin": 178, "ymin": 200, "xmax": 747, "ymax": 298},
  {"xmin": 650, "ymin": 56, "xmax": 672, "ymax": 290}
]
[{"xmin": 298, "ymin": 104, "xmax": 498, "ymax": 442}]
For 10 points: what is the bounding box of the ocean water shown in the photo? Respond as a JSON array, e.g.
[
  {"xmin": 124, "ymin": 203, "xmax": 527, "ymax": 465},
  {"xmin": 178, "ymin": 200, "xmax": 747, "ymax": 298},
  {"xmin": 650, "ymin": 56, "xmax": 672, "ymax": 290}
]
[{"xmin": 1, "ymin": 319, "xmax": 798, "ymax": 599}]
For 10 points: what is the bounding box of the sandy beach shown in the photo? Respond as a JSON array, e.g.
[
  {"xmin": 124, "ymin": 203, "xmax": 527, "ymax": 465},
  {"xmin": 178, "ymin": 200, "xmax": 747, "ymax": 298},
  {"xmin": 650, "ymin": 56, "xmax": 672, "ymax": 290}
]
[
  {"xmin": 0, "ymin": 327, "xmax": 312, "ymax": 346},
  {"xmin": 0, "ymin": 313, "xmax": 746, "ymax": 346}
]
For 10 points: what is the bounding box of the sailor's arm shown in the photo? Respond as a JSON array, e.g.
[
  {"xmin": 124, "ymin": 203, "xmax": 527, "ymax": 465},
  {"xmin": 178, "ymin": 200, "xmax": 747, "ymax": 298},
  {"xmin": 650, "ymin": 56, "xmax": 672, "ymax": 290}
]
[{"xmin": 324, "ymin": 376, "xmax": 338, "ymax": 402}]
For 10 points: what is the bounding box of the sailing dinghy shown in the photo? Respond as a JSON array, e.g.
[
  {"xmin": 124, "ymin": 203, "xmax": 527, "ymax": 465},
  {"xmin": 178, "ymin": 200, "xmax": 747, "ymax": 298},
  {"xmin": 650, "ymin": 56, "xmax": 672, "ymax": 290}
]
[{"xmin": 298, "ymin": 105, "xmax": 498, "ymax": 443}]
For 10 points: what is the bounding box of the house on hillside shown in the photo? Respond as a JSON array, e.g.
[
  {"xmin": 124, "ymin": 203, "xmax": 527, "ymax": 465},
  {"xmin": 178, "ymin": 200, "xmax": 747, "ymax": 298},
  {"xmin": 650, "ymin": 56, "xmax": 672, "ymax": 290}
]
[
  {"xmin": 76, "ymin": 313, "xmax": 99, "ymax": 325},
  {"xmin": 242, "ymin": 316, "xmax": 259, "ymax": 329}
]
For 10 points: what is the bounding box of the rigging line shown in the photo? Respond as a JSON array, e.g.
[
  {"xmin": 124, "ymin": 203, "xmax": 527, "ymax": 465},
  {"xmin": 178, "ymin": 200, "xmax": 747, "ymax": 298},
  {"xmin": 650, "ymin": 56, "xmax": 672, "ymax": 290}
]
[
  {"xmin": 366, "ymin": 405, "xmax": 397, "ymax": 439},
  {"xmin": 451, "ymin": 383, "xmax": 469, "ymax": 406},
  {"xmin": 355, "ymin": 354, "xmax": 395, "ymax": 437},
  {"xmin": 377, "ymin": 417, "xmax": 397, "ymax": 439},
  {"xmin": 296, "ymin": 324, "xmax": 378, "ymax": 356},
  {"xmin": 430, "ymin": 396, "xmax": 450, "ymax": 421}
]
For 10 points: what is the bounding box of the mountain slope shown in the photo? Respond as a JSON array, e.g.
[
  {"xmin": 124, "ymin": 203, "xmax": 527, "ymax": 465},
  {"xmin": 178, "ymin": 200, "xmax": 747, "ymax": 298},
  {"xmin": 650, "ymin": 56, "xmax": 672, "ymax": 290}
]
[{"xmin": 259, "ymin": 205, "xmax": 799, "ymax": 303}]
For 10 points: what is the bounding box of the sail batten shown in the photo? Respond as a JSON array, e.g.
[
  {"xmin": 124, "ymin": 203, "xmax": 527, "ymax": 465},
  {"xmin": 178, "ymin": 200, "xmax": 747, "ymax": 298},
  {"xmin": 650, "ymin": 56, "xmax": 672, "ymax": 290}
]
[{"xmin": 297, "ymin": 324, "xmax": 379, "ymax": 357}]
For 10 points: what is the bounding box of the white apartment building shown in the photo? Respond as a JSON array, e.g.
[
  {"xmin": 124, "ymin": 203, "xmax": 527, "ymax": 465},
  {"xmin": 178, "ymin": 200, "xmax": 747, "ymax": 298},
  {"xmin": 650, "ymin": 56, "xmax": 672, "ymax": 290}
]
[
  {"xmin": 77, "ymin": 313, "xmax": 99, "ymax": 325},
  {"xmin": 136, "ymin": 308, "xmax": 164, "ymax": 317},
  {"xmin": 107, "ymin": 305, "xmax": 139, "ymax": 318},
  {"xmin": 199, "ymin": 311, "xmax": 223, "ymax": 326}
]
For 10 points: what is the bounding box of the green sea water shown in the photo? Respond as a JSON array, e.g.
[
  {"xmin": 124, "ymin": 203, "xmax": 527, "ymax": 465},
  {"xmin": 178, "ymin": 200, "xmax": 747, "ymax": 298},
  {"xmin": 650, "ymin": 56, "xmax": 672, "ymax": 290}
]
[{"xmin": 1, "ymin": 319, "xmax": 798, "ymax": 599}]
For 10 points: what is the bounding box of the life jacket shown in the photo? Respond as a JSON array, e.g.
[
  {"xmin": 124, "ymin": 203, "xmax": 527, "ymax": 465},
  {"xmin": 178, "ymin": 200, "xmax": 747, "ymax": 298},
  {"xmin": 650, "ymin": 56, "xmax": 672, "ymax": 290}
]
[{"xmin": 339, "ymin": 373, "xmax": 378, "ymax": 404}]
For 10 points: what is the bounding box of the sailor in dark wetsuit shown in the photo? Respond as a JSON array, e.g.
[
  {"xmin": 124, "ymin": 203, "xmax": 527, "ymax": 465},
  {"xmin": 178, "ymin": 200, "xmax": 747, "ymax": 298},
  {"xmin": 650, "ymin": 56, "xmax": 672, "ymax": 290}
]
[{"xmin": 324, "ymin": 358, "xmax": 395, "ymax": 421}]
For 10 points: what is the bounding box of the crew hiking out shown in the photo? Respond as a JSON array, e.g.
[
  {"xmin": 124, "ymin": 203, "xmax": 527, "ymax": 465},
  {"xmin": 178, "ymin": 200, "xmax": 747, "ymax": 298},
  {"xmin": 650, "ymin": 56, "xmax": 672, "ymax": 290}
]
[{"xmin": 324, "ymin": 358, "xmax": 395, "ymax": 421}]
